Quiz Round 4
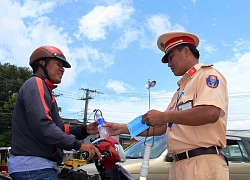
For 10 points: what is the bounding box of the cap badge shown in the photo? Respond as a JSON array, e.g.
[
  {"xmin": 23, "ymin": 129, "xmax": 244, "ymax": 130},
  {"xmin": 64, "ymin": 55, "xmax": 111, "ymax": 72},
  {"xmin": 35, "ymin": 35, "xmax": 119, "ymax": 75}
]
[
  {"xmin": 160, "ymin": 42, "xmax": 165, "ymax": 49},
  {"xmin": 206, "ymin": 75, "xmax": 219, "ymax": 88}
]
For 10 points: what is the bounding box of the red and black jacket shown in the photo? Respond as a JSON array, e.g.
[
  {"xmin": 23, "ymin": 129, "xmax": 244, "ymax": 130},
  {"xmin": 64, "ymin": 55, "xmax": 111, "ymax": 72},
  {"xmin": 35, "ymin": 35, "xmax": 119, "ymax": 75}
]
[{"xmin": 10, "ymin": 74, "xmax": 89, "ymax": 164}]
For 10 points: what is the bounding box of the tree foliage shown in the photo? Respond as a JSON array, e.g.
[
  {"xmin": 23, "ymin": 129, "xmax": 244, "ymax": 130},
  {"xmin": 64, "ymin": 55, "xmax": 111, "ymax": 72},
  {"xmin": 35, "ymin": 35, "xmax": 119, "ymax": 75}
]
[
  {"xmin": 0, "ymin": 63, "xmax": 32, "ymax": 146},
  {"xmin": 0, "ymin": 130, "xmax": 12, "ymax": 147}
]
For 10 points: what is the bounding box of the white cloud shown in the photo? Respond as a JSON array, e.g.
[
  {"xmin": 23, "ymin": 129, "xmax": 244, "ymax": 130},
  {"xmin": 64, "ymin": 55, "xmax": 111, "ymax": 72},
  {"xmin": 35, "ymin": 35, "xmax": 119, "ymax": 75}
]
[
  {"xmin": 75, "ymin": 3, "xmax": 134, "ymax": 41},
  {"xmin": 19, "ymin": 0, "xmax": 55, "ymax": 18},
  {"xmin": 89, "ymin": 98, "xmax": 148, "ymax": 123},
  {"xmin": 233, "ymin": 38, "xmax": 250, "ymax": 53},
  {"xmin": 215, "ymin": 52, "xmax": 250, "ymax": 93},
  {"xmin": 227, "ymin": 119, "xmax": 250, "ymax": 130},
  {"xmin": 213, "ymin": 39, "xmax": 250, "ymax": 130},
  {"xmin": 73, "ymin": 44, "xmax": 114, "ymax": 73},
  {"xmin": 140, "ymin": 14, "xmax": 185, "ymax": 50},
  {"xmin": 0, "ymin": 0, "xmax": 76, "ymax": 88},
  {"xmin": 113, "ymin": 28, "xmax": 142, "ymax": 50},
  {"xmin": 146, "ymin": 14, "xmax": 185, "ymax": 38},
  {"xmin": 199, "ymin": 39, "xmax": 217, "ymax": 54},
  {"xmin": 106, "ymin": 79, "xmax": 133, "ymax": 94},
  {"xmin": 82, "ymin": 89, "xmax": 174, "ymax": 124}
]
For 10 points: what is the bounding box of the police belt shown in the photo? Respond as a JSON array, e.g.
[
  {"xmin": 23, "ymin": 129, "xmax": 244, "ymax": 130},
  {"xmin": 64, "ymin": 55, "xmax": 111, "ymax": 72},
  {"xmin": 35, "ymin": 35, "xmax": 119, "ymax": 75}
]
[{"xmin": 172, "ymin": 146, "xmax": 222, "ymax": 162}]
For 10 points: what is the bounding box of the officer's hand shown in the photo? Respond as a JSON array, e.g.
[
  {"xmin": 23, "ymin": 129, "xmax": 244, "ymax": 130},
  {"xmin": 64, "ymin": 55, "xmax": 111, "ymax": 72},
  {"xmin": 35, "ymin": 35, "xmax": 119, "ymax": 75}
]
[
  {"xmin": 86, "ymin": 121, "xmax": 98, "ymax": 135},
  {"xmin": 103, "ymin": 122, "xmax": 128, "ymax": 136},
  {"xmin": 142, "ymin": 109, "xmax": 165, "ymax": 127},
  {"xmin": 79, "ymin": 143, "xmax": 102, "ymax": 160}
]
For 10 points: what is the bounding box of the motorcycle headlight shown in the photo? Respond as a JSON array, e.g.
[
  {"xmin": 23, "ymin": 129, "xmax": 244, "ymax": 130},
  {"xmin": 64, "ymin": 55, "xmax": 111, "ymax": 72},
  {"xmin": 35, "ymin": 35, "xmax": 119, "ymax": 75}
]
[{"xmin": 115, "ymin": 143, "xmax": 126, "ymax": 162}]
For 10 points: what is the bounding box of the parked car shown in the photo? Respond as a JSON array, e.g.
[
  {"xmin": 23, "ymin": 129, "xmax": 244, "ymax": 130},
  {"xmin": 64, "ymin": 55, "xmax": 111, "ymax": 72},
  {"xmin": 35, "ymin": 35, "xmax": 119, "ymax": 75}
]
[{"xmin": 77, "ymin": 133, "xmax": 250, "ymax": 180}]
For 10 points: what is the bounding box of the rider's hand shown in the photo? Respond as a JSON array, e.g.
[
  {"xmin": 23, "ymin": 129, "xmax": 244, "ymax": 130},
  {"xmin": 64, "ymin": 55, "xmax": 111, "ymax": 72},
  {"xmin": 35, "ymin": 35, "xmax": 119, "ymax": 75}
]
[
  {"xmin": 86, "ymin": 121, "xmax": 98, "ymax": 135},
  {"xmin": 79, "ymin": 143, "xmax": 102, "ymax": 160}
]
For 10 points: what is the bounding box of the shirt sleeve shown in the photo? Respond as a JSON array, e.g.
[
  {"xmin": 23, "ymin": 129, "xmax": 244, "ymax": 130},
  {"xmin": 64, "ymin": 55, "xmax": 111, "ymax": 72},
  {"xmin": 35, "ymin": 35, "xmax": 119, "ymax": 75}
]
[{"xmin": 68, "ymin": 125, "xmax": 90, "ymax": 140}]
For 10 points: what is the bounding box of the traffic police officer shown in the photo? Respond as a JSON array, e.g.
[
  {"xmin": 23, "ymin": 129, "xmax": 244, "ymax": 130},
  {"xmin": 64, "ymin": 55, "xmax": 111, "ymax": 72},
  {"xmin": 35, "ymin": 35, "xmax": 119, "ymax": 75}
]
[
  {"xmin": 142, "ymin": 32, "xmax": 229, "ymax": 180},
  {"xmin": 104, "ymin": 32, "xmax": 229, "ymax": 180}
]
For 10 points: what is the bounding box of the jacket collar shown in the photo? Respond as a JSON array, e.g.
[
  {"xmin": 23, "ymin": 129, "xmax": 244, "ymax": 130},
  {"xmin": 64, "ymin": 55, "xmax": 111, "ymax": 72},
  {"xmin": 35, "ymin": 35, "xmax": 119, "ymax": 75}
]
[{"xmin": 32, "ymin": 73, "xmax": 58, "ymax": 91}]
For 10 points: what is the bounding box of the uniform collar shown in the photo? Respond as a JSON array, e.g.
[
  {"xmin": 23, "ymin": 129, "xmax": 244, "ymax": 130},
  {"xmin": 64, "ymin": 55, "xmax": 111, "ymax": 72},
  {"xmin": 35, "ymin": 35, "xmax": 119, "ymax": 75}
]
[
  {"xmin": 187, "ymin": 63, "xmax": 203, "ymax": 77},
  {"xmin": 177, "ymin": 63, "xmax": 204, "ymax": 87}
]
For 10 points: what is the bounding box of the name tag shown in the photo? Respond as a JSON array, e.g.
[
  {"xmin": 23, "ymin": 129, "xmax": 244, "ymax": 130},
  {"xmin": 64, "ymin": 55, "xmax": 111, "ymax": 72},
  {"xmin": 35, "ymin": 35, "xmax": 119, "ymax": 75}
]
[{"xmin": 178, "ymin": 101, "xmax": 193, "ymax": 111}]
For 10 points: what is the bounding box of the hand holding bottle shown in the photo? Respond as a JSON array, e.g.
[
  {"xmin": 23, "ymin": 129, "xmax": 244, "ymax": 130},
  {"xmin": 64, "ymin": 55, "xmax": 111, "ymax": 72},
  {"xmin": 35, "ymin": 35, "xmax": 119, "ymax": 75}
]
[{"xmin": 95, "ymin": 109, "xmax": 109, "ymax": 139}]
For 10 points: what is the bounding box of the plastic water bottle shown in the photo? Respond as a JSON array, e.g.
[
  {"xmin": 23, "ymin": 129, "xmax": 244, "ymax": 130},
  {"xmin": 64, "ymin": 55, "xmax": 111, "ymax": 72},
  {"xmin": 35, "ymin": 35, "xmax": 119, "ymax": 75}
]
[{"xmin": 95, "ymin": 110, "xmax": 109, "ymax": 139}]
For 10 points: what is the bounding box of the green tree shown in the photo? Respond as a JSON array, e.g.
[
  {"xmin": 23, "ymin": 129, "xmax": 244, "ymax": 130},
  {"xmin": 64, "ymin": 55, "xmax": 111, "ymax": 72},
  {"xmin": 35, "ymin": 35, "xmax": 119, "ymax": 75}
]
[
  {"xmin": 0, "ymin": 130, "xmax": 12, "ymax": 147},
  {"xmin": 0, "ymin": 63, "xmax": 32, "ymax": 146}
]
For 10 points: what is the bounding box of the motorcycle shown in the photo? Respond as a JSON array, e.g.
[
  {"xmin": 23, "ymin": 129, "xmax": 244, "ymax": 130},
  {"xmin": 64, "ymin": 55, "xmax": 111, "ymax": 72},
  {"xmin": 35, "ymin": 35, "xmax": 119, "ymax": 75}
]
[
  {"xmin": 81, "ymin": 136, "xmax": 135, "ymax": 180},
  {"xmin": 58, "ymin": 136, "xmax": 135, "ymax": 180}
]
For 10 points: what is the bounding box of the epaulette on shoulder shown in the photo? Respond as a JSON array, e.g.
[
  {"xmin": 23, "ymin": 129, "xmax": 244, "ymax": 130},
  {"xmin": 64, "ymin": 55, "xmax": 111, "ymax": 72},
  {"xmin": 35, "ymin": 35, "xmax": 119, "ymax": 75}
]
[{"xmin": 201, "ymin": 64, "xmax": 213, "ymax": 68}]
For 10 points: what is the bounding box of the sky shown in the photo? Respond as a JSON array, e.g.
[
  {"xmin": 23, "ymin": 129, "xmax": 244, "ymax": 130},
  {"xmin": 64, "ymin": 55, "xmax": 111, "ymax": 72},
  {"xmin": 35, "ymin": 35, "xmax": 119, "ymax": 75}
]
[{"xmin": 1, "ymin": 0, "xmax": 250, "ymax": 131}]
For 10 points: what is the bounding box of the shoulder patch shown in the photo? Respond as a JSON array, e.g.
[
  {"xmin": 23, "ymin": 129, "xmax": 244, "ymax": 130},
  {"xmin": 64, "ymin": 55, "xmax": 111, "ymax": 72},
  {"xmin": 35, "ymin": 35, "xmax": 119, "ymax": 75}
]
[
  {"xmin": 201, "ymin": 64, "xmax": 213, "ymax": 68},
  {"xmin": 206, "ymin": 75, "xmax": 219, "ymax": 88}
]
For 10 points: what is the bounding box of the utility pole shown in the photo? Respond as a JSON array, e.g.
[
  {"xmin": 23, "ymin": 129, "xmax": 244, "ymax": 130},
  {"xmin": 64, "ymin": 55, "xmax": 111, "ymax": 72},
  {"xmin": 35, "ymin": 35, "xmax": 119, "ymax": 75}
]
[{"xmin": 79, "ymin": 88, "xmax": 103, "ymax": 125}]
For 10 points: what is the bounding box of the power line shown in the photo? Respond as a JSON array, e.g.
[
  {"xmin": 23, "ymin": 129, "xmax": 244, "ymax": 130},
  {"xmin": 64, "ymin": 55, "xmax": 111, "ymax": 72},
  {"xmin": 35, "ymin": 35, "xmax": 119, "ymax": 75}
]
[
  {"xmin": 79, "ymin": 88, "xmax": 103, "ymax": 125},
  {"xmin": 2, "ymin": 72, "xmax": 250, "ymax": 99}
]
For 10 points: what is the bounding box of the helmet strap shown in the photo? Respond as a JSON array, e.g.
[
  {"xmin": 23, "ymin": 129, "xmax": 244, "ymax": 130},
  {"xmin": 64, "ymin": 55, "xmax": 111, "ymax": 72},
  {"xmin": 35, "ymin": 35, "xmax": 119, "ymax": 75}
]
[{"xmin": 35, "ymin": 58, "xmax": 51, "ymax": 81}]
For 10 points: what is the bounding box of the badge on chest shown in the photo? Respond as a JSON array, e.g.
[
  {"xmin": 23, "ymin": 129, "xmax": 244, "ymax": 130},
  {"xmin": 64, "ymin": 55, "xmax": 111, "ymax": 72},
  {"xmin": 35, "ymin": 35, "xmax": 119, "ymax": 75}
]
[{"xmin": 178, "ymin": 100, "xmax": 193, "ymax": 111}]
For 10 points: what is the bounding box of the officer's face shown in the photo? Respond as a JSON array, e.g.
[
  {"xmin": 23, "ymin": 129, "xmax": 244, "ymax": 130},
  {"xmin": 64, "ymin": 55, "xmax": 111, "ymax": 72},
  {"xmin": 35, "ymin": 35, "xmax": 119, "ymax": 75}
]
[
  {"xmin": 47, "ymin": 59, "xmax": 65, "ymax": 84},
  {"xmin": 167, "ymin": 47, "xmax": 187, "ymax": 76}
]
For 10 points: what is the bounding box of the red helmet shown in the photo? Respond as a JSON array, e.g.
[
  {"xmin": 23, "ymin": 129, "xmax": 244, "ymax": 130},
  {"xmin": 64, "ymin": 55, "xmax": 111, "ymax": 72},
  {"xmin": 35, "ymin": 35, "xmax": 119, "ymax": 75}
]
[{"xmin": 29, "ymin": 46, "xmax": 71, "ymax": 68}]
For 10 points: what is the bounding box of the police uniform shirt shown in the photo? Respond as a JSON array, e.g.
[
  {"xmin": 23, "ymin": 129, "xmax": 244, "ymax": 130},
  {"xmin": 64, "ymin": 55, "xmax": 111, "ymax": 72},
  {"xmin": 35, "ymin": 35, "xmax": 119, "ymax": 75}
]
[{"xmin": 166, "ymin": 63, "xmax": 228, "ymax": 155}]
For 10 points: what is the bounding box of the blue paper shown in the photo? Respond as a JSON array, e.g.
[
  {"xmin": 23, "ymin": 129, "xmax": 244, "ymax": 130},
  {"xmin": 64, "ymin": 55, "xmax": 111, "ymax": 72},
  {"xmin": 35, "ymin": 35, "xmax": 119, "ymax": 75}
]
[{"xmin": 126, "ymin": 115, "xmax": 150, "ymax": 138}]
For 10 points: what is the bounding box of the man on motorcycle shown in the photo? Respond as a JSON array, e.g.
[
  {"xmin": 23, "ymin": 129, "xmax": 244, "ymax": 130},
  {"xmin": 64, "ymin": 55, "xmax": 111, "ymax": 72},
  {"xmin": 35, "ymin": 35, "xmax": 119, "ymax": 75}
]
[{"xmin": 8, "ymin": 46, "xmax": 102, "ymax": 180}]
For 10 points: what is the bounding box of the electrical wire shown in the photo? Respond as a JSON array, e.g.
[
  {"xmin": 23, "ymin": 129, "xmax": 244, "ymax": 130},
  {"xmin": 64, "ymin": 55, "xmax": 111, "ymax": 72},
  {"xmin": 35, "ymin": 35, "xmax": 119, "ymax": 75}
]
[{"xmin": 2, "ymin": 71, "xmax": 250, "ymax": 124}]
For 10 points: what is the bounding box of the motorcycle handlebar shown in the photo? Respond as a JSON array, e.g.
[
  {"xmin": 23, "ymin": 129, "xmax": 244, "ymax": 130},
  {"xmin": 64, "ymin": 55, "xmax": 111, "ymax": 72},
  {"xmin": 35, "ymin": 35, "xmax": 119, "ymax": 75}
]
[
  {"xmin": 81, "ymin": 151, "xmax": 110, "ymax": 160},
  {"xmin": 81, "ymin": 152, "xmax": 89, "ymax": 159}
]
